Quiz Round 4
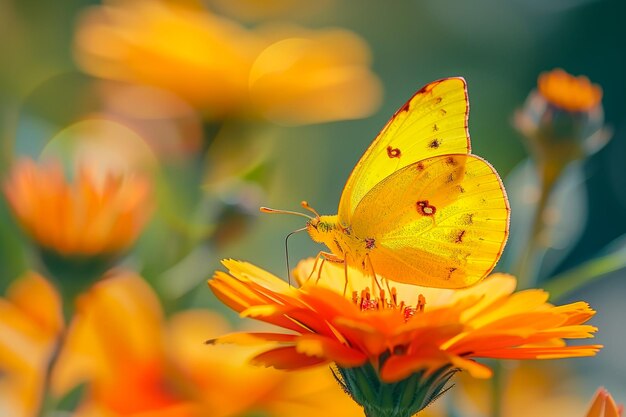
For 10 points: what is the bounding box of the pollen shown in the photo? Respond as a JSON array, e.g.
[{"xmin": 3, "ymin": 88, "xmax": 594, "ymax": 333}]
[{"xmin": 352, "ymin": 287, "xmax": 425, "ymax": 321}]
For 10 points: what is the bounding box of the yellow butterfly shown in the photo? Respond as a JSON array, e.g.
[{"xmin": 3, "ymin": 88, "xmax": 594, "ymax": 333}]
[{"xmin": 264, "ymin": 77, "xmax": 510, "ymax": 289}]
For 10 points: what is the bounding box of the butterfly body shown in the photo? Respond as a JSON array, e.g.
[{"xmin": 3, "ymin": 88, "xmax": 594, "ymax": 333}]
[
  {"xmin": 306, "ymin": 214, "xmax": 373, "ymax": 270},
  {"xmin": 283, "ymin": 77, "xmax": 509, "ymax": 288}
]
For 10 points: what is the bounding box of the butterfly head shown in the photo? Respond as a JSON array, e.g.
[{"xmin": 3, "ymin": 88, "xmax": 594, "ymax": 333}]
[
  {"xmin": 298, "ymin": 201, "xmax": 334, "ymax": 244},
  {"xmin": 260, "ymin": 201, "xmax": 340, "ymax": 249},
  {"xmin": 305, "ymin": 215, "xmax": 338, "ymax": 244}
]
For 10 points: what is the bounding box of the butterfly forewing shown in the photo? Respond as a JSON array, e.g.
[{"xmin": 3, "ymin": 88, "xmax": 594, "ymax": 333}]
[
  {"xmin": 351, "ymin": 154, "xmax": 509, "ymax": 288},
  {"xmin": 338, "ymin": 77, "xmax": 471, "ymax": 223}
]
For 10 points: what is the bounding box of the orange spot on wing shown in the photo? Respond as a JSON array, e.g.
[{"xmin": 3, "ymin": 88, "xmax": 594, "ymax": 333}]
[
  {"xmin": 386, "ymin": 146, "xmax": 402, "ymax": 158},
  {"xmin": 416, "ymin": 200, "xmax": 436, "ymax": 216}
]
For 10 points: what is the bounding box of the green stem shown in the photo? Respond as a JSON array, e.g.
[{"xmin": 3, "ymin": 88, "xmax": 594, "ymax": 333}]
[
  {"xmin": 513, "ymin": 161, "xmax": 560, "ymax": 288},
  {"xmin": 543, "ymin": 247, "xmax": 626, "ymax": 301},
  {"xmin": 37, "ymin": 328, "xmax": 66, "ymax": 417},
  {"xmin": 490, "ymin": 361, "xmax": 505, "ymax": 417}
]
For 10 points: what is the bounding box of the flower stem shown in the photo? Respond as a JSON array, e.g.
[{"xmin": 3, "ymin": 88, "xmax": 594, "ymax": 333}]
[
  {"xmin": 543, "ymin": 244, "xmax": 626, "ymax": 301},
  {"xmin": 490, "ymin": 361, "xmax": 505, "ymax": 417},
  {"xmin": 37, "ymin": 329, "xmax": 65, "ymax": 417},
  {"xmin": 513, "ymin": 161, "xmax": 560, "ymax": 288}
]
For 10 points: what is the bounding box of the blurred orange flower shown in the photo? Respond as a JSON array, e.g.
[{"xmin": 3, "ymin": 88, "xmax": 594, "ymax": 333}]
[
  {"xmin": 249, "ymin": 27, "xmax": 382, "ymax": 125},
  {"xmin": 538, "ymin": 68, "xmax": 602, "ymax": 112},
  {"xmin": 0, "ymin": 272, "xmax": 63, "ymax": 417},
  {"xmin": 209, "ymin": 258, "xmax": 602, "ymax": 382},
  {"xmin": 74, "ymin": 0, "xmax": 381, "ymax": 124},
  {"xmin": 453, "ymin": 362, "xmax": 590, "ymax": 417},
  {"xmin": 586, "ymin": 388, "xmax": 623, "ymax": 417},
  {"xmin": 75, "ymin": 0, "xmax": 259, "ymax": 117},
  {"xmin": 3, "ymin": 158, "xmax": 153, "ymax": 257},
  {"xmin": 515, "ymin": 68, "xmax": 608, "ymax": 166},
  {"xmin": 51, "ymin": 270, "xmax": 363, "ymax": 417}
]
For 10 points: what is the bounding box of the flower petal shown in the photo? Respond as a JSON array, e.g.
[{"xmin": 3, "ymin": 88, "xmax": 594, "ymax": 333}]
[{"xmin": 251, "ymin": 347, "xmax": 328, "ymax": 369}]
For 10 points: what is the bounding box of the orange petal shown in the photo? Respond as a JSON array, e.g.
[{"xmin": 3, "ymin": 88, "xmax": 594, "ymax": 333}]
[
  {"xmin": 7, "ymin": 271, "xmax": 63, "ymax": 336},
  {"xmin": 251, "ymin": 347, "xmax": 328, "ymax": 369},
  {"xmin": 210, "ymin": 332, "xmax": 298, "ymax": 345},
  {"xmin": 448, "ymin": 355, "xmax": 493, "ymax": 379},
  {"xmin": 472, "ymin": 345, "xmax": 602, "ymax": 360},
  {"xmin": 380, "ymin": 349, "xmax": 449, "ymax": 382},
  {"xmin": 295, "ymin": 334, "xmax": 367, "ymax": 366}
]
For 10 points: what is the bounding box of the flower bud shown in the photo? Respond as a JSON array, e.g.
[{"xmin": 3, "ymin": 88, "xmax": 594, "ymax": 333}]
[{"xmin": 515, "ymin": 69, "xmax": 609, "ymax": 170}]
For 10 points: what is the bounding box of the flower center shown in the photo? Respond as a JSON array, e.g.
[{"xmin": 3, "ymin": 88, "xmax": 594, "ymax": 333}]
[{"xmin": 352, "ymin": 288, "xmax": 425, "ymax": 321}]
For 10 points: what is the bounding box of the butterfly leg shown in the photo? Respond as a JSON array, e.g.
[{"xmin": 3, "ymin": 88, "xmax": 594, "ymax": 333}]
[
  {"xmin": 306, "ymin": 251, "xmax": 344, "ymax": 283},
  {"xmin": 342, "ymin": 257, "xmax": 350, "ymax": 296},
  {"xmin": 365, "ymin": 253, "xmax": 382, "ymax": 293},
  {"xmin": 316, "ymin": 257, "xmax": 326, "ymax": 284}
]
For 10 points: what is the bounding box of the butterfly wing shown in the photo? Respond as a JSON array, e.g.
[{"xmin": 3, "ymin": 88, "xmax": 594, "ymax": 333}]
[
  {"xmin": 338, "ymin": 77, "xmax": 471, "ymax": 223},
  {"xmin": 351, "ymin": 154, "xmax": 509, "ymax": 288}
]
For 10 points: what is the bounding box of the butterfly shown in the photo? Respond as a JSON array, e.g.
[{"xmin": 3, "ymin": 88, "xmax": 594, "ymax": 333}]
[{"xmin": 263, "ymin": 77, "xmax": 510, "ymax": 288}]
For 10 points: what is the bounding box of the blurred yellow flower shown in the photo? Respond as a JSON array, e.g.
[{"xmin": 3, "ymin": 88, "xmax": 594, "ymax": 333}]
[
  {"xmin": 453, "ymin": 362, "xmax": 590, "ymax": 417},
  {"xmin": 0, "ymin": 272, "xmax": 63, "ymax": 417},
  {"xmin": 75, "ymin": 0, "xmax": 258, "ymax": 118},
  {"xmin": 538, "ymin": 68, "xmax": 603, "ymax": 112},
  {"xmin": 74, "ymin": 0, "xmax": 381, "ymax": 124},
  {"xmin": 51, "ymin": 270, "xmax": 363, "ymax": 417},
  {"xmin": 3, "ymin": 158, "xmax": 153, "ymax": 257},
  {"xmin": 586, "ymin": 388, "xmax": 623, "ymax": 417},
  {"xmin": 249, "ymin": 27, "xmax": 382, "ymax": 125}
]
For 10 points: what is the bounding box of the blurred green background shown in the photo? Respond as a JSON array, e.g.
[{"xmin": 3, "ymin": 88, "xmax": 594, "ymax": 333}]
[{"xmin": 1, "ymin": 0, "xmax": 626, "ymax": 408}]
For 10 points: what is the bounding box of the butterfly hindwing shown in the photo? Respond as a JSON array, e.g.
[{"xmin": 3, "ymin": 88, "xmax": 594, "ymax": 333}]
[
  {"xmin": 338, "ymin": 77, "xmax": 471, "ymax": 223},
  {"xmin": 350, "ymin": 154, "xmax": 509, "ymax": 288}
]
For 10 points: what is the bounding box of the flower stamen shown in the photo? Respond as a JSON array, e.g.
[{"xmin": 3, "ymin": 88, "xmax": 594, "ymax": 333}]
[{"xmin": 350, "ymin": 287, "xmax": 426, "ymax": 321}]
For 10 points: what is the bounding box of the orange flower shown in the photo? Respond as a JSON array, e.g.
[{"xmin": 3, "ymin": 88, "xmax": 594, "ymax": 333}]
[
  {"xmin": 453, "ymin": 362, "xmax": 592, "ymax": 417},
  {"xmin": 586, "ymin": 388, "xmax": 623, "ymax": 417},
  {"xmin": 74, "ymin": 0, "xmax": 259, "ymax": 117},
  {"xmin": 249, "ymin": 26, "xmax": 382, "ymax": 125},
  {"xmin": 3, "ymin": 158, "xmax": 152, "ymax": 257},
  {"xmin": 74, "ymin": 0, "xmax": 381, "ymax": 124},
  {"xmin": 0, "ymin": 272, "xmax": 63, "ymax": 417},
  {"xmin": 209, "ymin": 259, "xmax": 602, "ymax": 415},
  {"xmin": 514, "ymin": 69, "xmax": 608, "ymax": 167},
  {"xmin": 211, "ymin": 258, "xmax": 601, "ymax": 379},
  {"xmin": 51, "ymin": 270, "xmax": 363, "ymax": 417},
  {"xmin": 538, "ymin": 68, "xmax": 602, "ymax": 112}
]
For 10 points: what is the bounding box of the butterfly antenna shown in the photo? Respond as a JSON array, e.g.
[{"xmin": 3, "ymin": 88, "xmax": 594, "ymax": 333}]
[
  {"xmin": 285, "ymin": 227, "xmax": 307, "ymax": 286},
  {"xmin": 300, "ymin": 201, "xmax": 321, "ymax": 219},
  {"xmin": 260, "ymin": 206, "xmax": 313, "ymax": 220}
]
